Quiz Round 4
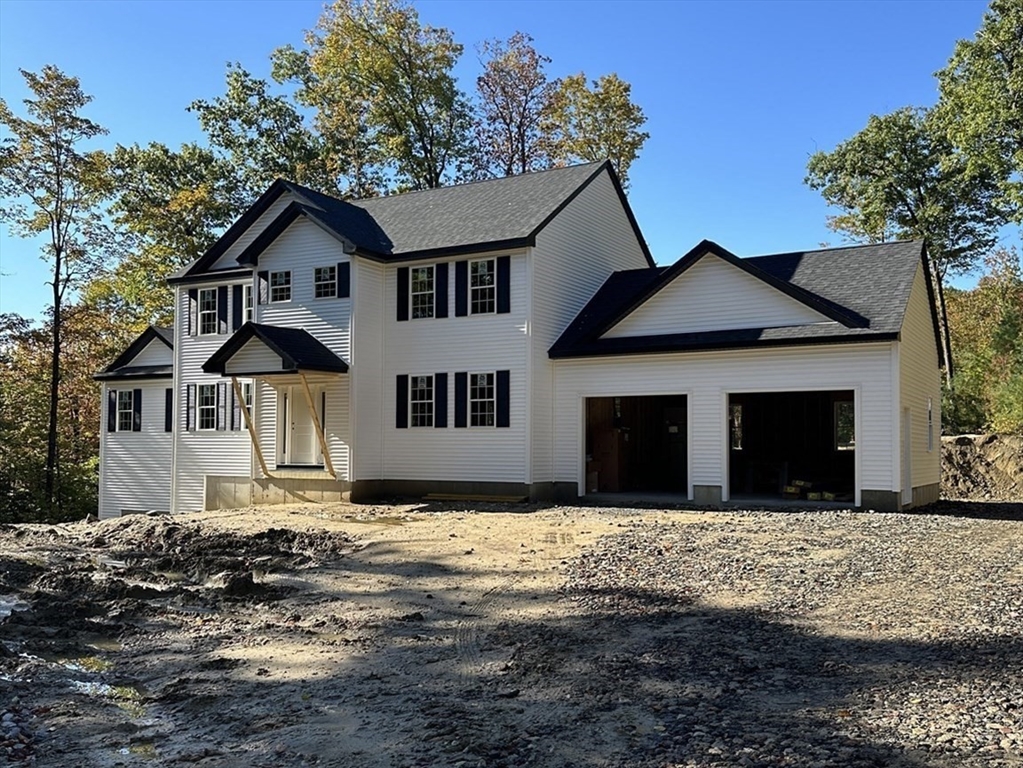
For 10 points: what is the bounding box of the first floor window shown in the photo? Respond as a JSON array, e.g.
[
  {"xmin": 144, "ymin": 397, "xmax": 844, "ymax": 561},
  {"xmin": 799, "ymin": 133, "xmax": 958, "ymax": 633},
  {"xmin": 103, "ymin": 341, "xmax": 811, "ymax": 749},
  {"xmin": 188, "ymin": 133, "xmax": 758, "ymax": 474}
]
[
  {"xmin": 410, "ymin": 375, "xmax": 434, "ymax": 427},
  {"xmin": 198, "ymin": 384, "xmax": 217, "ymax": 430},
  {"xmin": 835, "ymin": 400, "xmax": 855, "ymax": 450},
  {"xmin": 117, "ymin": 390, "xmax": 134, "ymax": 432},
  {"xmin": 314, "ymin": 266, "xmax": 337, "ymax": 298},
  {"xmin": 199, "ymin": 288, "xmax": 218, "ymax": 335},
  {"xmin": 469, "ymin": 372, "xmax": 495, "ymax": 427},
  {"xmin": 470, "ymin": 259, "xmax": 495, "ymax": 314},
  {"xmin": 411, "ymin": 266, "xmax": 434, "ymax": 319},
  {"xmin": 243, "ymin": 382, "xmax": 253, "ymax": 415},
  {"xmin": 270, "ymin": 271, "xmax": 292, "ymax": 303},
  {"xmin": 243, "ymin": 284, "xmax": 253, "ymax": 323}
]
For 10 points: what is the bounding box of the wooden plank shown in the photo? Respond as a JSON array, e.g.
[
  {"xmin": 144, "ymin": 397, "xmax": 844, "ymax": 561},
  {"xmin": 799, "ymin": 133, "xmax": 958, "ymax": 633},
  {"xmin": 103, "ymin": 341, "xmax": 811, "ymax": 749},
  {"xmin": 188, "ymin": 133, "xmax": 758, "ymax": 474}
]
[
  {"xmin": 233, "ymin": 376, "xmax": 270, "ymax": 478},
  {"xmin": 299, "ymin": 372, "xmax": 336, "ymax": 478}
]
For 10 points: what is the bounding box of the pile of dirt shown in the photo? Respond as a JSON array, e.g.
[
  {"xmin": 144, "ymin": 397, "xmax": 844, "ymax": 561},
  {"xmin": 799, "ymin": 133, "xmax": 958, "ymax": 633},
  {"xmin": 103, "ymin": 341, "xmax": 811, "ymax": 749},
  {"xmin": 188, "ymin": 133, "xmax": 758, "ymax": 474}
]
[{"xmin": 942, "ymin": 433, "xmax": 1023, "ymax": 501}]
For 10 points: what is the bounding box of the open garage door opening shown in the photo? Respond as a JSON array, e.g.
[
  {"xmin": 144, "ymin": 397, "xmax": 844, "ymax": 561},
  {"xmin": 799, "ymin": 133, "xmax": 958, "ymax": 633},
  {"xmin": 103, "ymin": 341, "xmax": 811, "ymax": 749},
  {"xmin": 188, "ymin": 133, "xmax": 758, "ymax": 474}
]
[
  {"xmin": 585, "ymin": 396, "xmax": 688, "ymax": 496},
  {"xmin": 728, "ymin": 391, "xmax": 855, "ymax": 503}
]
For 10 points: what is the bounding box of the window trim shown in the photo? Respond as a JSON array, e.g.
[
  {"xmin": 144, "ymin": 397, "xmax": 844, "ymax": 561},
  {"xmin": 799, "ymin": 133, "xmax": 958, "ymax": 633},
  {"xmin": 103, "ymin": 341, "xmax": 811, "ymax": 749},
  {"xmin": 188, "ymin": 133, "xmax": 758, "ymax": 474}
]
[
  {"xmin": 314, "ymin": 265, "xmax": 338, "ymax": 300},
  {"xmin": 468, "ymin": 371, "xmax": 496, "ymax": 428},
  {"xmin": 409, "ymin": 374, "xmax": 434, "ymax": 427},
  {"xmin": 469, "ymin": 258, "xmax": 496, "ymax": 315},
  {"xmin": 116, "ymin": 390, "xmax": 134, "ymax": 432},
  {"xmin": 243, "ymin": 284, "xmax": 254, "ymax": 323},
  {"xmin": 269, "ymin": 270, "xmax": 292, "ymax": 304},
  {"xmin": 410, "ymin": 265, "xmax": 435, "ymax": 320},
  {"xmin": 197, "ymin": 383, "xmax": 218, "ymax": 431},
  {"xmin": 198, "ymin": 287, "xmax": 218, "ymax": 336}
]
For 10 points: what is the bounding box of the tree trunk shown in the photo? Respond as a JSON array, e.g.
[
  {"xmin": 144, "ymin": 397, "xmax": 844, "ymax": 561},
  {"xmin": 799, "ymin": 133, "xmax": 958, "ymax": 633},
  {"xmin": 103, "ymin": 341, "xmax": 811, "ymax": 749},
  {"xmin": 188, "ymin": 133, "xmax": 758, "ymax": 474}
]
[
  {"xmin": 45, "ymin": 254, "xmax": 62, "ymax": 516},
  {"xmin": 931, "ymin": 261, "xmax": 955, "ymax": 387}
]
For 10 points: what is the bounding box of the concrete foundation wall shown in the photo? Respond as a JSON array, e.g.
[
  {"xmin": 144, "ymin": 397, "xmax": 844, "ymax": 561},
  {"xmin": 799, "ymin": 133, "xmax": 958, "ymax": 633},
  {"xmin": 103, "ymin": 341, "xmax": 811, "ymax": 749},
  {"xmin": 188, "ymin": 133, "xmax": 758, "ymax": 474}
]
[
  {"xmin": 204, "ymin": 475, "xmax": 350, "ymax": 510},
  {"xmin": 860, "ymin": 489, "xmax": 901, "ymax": 512}
]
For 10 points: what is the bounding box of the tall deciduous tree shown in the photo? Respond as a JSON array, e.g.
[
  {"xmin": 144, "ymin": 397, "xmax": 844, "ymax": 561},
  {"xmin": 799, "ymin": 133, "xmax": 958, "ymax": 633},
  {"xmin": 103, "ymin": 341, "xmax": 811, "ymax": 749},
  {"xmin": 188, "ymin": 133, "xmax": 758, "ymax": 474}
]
[
  {"xmin": 937, "ymin": 0, "xmax": 1023, "ymax": 223},
  {"xmin": 0, "ymin": 66, "xmax": 110, "ymax": 515},
  {"xmin": 277, "ymin": 0, "xmax": 473, "ymax": 191},
  {"xmin": 545, "ymin": 72, "xmax": 649, "ymax": 188},
  {"xmin": 474, "ymin": 32, "xmax": 559, "ymax": 178},
  {"xmin": 804, "ymin": 107, "xmax": 1004, "ymax": 380}
]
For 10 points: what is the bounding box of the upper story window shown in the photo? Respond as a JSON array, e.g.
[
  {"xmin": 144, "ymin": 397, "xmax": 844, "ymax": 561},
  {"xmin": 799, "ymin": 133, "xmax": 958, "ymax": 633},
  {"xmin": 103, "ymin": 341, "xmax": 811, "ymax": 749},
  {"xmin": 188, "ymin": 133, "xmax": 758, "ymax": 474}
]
[
  {"xmin": 410, "ymin": 375, "xmax": 434, "ymax": 427},
  {"xmin": 198, "ymin": 384, "xmax": 217, "ymax": 431},
  {"xmin": 243, "ymin": 284, "xmax": 253, "ymax": 323},
  {"xmin": 469, "ymin": 372, "xmax": 495, "ymax": 427},
  {"xmin": 411, "ymin": 266, "xmax": 434, "ymax": 319},
  {"xmin": 198, "ymin": 288, "xmax": 218, "ymax": 335},
  {"xmin": 117, "ymin": 390, "xmax": 135, "ymax": 432},
  {"xmin": 270, "ymin": 271, "xmax": 292, "ymax": 303},
  {"xmin": 470, "ymin": 259, "xmax": 495, "ymax": 315},
  {"xmin": 315, "ymin": 266, "xmax": 337, "ymax": 299}
]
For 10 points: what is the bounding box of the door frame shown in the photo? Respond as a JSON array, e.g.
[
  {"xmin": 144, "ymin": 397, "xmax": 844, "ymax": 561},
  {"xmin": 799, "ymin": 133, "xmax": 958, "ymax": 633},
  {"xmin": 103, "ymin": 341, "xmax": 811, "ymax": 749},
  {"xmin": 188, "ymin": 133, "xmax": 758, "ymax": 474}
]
[{"xmin": 278, "ymin": 384, "xmax": 323, "ymax": 466}]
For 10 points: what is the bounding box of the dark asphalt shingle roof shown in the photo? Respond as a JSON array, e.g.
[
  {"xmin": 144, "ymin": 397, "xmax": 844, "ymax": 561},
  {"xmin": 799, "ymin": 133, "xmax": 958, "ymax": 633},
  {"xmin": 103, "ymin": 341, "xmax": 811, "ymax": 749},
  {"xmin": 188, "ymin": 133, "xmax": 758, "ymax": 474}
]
[
  {"xmin": 95, "ymin": 325, "xmax": 174, "ymax": 380},
  {"xmin": 203, "ymin": 323, "xmax": 349, "ymax": 375},
  {"xmin": 550, "ymin": 240, "xmax": 930, "ymax": 358}
]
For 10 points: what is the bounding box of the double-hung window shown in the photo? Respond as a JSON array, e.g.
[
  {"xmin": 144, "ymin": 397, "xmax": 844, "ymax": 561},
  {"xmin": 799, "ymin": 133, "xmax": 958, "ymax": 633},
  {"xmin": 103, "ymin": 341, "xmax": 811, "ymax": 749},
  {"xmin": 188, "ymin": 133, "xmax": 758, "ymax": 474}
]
[
  {"xmin": 243, "ymin": 284, "xmax": 253, "ymax": 323},
  {"xmin": 469, "ymin": 372, "xmax": 495, "ymax": 427},
  {"xmin": 411, "ymin": 266, "xmax": 434, "ymax": 319},
  {"xmin": 470, "ymin": 259, "xmax": 496, "ymax": 314},
  {"xmin": 117, "ymin": 390, "xmax": 135, "ymax": 432},
  {"xmin": 198, "ymin": 288, "xmax": 218, "ymax": 335},
  {"xmin": 243, "ymin": 382, "xmax": 253, "ymax": 416},
  {"xmin": 198, "ymin": 384, "xmax": 217, "ymax": 431},
  {"xmin": 314, "ymin": 266, "xmax": 337, "ymax": 299},
  {"xmin": 270, "ymin": 271, "xmax": 292, "ymax": 303},
  {"xmin": 410, "ymin": 375, "xmax": 434, "ymax": 427}
]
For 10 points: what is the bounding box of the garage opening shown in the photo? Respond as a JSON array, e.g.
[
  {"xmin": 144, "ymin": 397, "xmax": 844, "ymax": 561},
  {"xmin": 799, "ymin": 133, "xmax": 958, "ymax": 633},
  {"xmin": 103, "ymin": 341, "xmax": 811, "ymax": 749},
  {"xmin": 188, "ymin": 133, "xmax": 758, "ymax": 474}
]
[
  {"xmin": 585, "ymin": 396, "xmax": 688, "ymax": 495},
  {"xmin": 728, "ymin": 391, "xmax": 855, "ymax": 503}
]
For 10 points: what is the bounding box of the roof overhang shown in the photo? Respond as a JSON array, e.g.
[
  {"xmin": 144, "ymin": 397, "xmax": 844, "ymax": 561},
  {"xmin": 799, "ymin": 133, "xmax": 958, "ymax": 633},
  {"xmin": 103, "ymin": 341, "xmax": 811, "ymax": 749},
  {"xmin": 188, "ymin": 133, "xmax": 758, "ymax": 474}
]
[
  {"xmin": 235, "ymin": 201, "xmax": 361, "ymax": 266},
  {"xmin": 94, "ymin": 326, "xmax": 174, "ymax": 380},
  {"xmin": 93, "ymin": 365, "xmax": 173, "ymax": 381},
  {"xmin": 202, "ymin": 323, "xmax": 349, "ymax": 376}
]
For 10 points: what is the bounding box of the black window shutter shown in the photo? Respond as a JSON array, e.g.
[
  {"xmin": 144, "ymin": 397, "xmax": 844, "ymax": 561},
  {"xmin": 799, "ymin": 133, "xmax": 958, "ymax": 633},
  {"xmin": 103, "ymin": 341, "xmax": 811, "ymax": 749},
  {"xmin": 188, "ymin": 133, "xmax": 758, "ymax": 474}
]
[
  {"xmin": 187, "ymin": 288, "xmax": 198, "ymax": 335},
  {"xmin": 132, "ymin": 388, "xmax": 143, "ymax": 432},
  {"xmin": 217, "ymin": 285, "xmax": 228, "ymax": 333},
  {"xmin": 337, "ymin": 262, "xmax": 350, "ymax": 298},
  {"xmin": 496, "ymin": 370, "xmax": 510, "ymax": 427},
  {"xmin": 497, "ymin": 256, "xmax": 511, "ymax": 314},
  {"xmin": 165, "ymin": 388, "xmax": 173, "ymax": 432},
  {"xmin": 232, "ymin": 285, "xmax": 243, "ymax": 330},
  {"xmin": 107, "ymin": 389, "xmax": 117, "ymax": 432},
  {"xmin": 231, "ymin": 385, "xmax": 242, "ymax": 431},
  {"xmin": 186, "ymin": 384, "xmax": 195, "ymax": 432},
  {"xmin": 397, "ymin": 267, "xmax": 409, "ymax": 321},
  {"xmin": 455, "ymin": 260, "xmax": 468, "ymax": 317},
  {"xmin": 434, "ymin": 372, "xmax": 448, "ymax": 428},
  {"xmin": 216, "ymin": 382, "xmax": 227, "ymax": 430},
  {"xmin": 395, "ymin": 374, "xmax": 409, "ymax": 428},
  {"xmin": 454, "ymin": 372, "xmax": 467, "ymax": 428},
  {"xmin": 257, "ymin": 271, "xmax": 269, "ymax": 305},
  {"xmin": 435, "ymin": 262, "xmax": 448, "ymax": 319}
]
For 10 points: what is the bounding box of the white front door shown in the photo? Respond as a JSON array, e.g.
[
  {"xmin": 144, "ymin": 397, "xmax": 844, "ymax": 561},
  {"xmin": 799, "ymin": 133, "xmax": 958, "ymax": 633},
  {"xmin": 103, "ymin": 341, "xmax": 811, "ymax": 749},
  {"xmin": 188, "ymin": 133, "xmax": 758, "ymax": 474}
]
[{"xmin": 286, "ymin": 385, "xmax": 320, "ymax": 466}]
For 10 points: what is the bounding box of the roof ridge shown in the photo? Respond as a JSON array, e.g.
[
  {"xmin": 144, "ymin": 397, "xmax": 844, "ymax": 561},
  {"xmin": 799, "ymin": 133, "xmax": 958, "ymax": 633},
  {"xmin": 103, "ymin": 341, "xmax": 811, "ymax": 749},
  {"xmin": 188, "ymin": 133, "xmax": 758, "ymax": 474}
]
[{"xmin": 743, "ymin": 239, "xmax": 924, "ymax": 261}]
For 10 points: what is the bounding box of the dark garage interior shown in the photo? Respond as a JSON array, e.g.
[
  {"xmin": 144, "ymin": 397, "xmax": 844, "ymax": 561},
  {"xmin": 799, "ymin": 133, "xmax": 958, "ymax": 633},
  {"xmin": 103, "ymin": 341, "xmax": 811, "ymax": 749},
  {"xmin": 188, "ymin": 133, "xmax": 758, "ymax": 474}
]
[
  {"xmin": 586, "ymin": 395, "xmax": 688, "ymax": 494},
  {"xmin": 728, "ymin": 390, "xmax": 855, "ymax": 502}
]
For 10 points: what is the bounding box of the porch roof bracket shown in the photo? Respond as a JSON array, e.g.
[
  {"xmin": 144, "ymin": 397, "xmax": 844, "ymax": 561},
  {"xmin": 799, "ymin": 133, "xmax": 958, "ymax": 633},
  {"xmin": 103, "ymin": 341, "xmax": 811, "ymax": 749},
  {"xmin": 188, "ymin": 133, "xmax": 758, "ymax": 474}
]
[
  {"xmin": 299, "ymin": 372, "xmax": 336, "ymax": 479},
  {"xmin": 232, "ymin": 376, "xmax": 271, "ymax": 479}
]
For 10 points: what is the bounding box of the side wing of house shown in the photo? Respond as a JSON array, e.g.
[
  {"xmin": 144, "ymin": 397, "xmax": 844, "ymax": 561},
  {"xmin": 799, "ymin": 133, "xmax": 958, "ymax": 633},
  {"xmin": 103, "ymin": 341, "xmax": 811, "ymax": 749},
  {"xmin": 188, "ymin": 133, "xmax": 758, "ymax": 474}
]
[
  {"xmin": 96, "ymin": 328, "xmax": 174, "ymax": 519},
  {"xmin": 897, "ymin": 261, "xmax": 942, "ymax": 506},
  {"xmin": 528, "ymin": 165, "xmax": 653, "ymax": 490}
]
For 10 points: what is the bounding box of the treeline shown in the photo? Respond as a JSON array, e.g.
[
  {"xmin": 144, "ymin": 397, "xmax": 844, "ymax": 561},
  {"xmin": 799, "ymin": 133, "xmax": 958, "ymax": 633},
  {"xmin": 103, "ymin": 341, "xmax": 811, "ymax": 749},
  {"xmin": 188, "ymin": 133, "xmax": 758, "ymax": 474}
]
[{"xmin": 0, "ymin": 0, "xmax": 648, "ymax": 522}]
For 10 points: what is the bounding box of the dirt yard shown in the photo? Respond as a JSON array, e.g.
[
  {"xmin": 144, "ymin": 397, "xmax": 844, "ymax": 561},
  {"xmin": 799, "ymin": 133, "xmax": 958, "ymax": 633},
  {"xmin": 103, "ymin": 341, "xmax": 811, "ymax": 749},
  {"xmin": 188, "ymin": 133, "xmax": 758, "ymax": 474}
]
[{"xmin": 1, "ymin": 500, "xmax": 1021, "ymax": 768}]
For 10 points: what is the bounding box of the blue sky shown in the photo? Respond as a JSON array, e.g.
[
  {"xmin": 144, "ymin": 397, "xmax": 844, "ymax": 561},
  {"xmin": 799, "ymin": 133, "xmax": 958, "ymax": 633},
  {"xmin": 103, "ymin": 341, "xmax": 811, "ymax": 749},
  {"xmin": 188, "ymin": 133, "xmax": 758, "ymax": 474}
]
[{"xmin": 0, "ymin": 0, "xmax": 1006, "ymax": 322}]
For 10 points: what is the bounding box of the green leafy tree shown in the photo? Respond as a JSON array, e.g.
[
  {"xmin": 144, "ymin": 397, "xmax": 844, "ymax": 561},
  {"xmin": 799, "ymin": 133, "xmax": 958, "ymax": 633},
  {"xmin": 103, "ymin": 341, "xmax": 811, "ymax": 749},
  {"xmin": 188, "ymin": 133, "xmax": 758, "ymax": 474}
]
[
  {"xmin": 804, "ymin": 107, "xmax": 1004, "ymax": 380},
  {"xmin": 277, "ymin": 0, "xmax": 473, "ymax": 191},
  {"xmin": 474, "ymin": 32, "xmax": 559, "ymax": 178},
  {"xmin": 545, "ymin": 72, "xmax": 649, "ymax": 188},
  {"xmin": 0, "ymin": 66, "xmax": 111, "ymax": 515},
  {"xmin": 937, "ymin": 0, "xmax": 1023, "ymax": 222}
]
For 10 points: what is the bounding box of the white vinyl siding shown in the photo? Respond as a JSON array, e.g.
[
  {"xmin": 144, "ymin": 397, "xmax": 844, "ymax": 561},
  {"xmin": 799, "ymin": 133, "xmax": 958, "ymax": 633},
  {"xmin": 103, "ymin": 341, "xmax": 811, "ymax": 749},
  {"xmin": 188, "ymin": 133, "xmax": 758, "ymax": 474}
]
[
  {"xmin": 98, "ymin": 380, "xmax": 172, "ymax": 519},
  {"xmin": 898, "ymin": 263, "xmax": 942, "ymax": 494},
  {"xmin": 552, "ymin": 341, "xmax": 897, "ymax": 499},
  {"xmin": 131, "ymin": 339, "xmax": 172, "ymax": 367},
  {"xmin": 207, "ymin": 194, "xmax": 297, "ymax": 270},
  {"xmin": 351, "ymin": 258, "xmax": 386, "ymax": 480},
  {"xmin": 378, "ymin": 250, "xmax": 528, "ymax": 482},
  {"xmin": 604, "ymin": 254, "xmax": 830, "ymax": 338},
  {"xmin": 224, "ymin": 337, "xmax": 284, "ymax": 375},
  {"xmin": 529, "ymin": 169, "xmax": 651, "ymax": 483}
]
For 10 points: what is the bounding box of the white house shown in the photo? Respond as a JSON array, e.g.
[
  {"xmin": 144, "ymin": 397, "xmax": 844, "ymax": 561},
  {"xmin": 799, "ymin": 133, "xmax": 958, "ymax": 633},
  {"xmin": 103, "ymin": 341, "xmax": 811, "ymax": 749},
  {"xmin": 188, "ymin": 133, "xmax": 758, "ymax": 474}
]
[{"xmin": 96, "ymin": 161, "xmax": 943, "ymax": 517}]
